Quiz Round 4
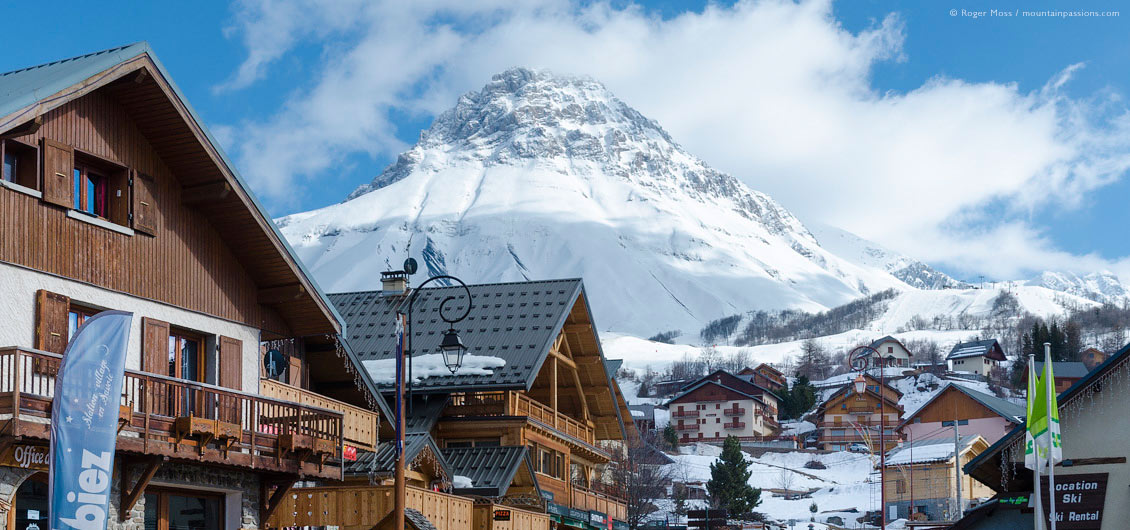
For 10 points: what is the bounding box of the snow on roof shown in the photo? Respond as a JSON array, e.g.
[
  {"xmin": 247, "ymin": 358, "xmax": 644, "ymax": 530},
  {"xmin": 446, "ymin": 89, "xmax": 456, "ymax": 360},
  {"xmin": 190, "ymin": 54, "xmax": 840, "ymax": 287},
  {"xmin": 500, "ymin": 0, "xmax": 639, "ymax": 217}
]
[
  {"xmin": 363, "ymin": 353, "xmax": 506, "ymax": 384},
  {"xmin": 947, "ymin": 339, "xmax": 1002, "ymax": 360},
  {"xmin": 885, "ymin": 435, "xmax": 981, "ymax": 466}
]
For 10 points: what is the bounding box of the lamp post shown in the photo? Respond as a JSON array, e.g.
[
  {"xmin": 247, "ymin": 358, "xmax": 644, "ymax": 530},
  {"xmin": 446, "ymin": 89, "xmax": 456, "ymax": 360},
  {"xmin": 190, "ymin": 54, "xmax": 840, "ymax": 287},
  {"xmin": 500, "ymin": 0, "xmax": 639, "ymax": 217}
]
[
  {"xmin": 849, "ymin": 345, "xmax": 887, "ymax": 529},
  {"xmin": 393, "ymin": 270, "xmax": 473, "ymax": 530}
]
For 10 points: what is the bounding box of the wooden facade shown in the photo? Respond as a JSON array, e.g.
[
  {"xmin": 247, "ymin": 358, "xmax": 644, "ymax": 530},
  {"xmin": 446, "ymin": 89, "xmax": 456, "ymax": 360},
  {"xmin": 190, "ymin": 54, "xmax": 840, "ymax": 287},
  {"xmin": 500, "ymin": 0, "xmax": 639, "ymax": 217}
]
[{"xmin": 817, "ymin": 383, "xmax": 903, "ymax": 452}]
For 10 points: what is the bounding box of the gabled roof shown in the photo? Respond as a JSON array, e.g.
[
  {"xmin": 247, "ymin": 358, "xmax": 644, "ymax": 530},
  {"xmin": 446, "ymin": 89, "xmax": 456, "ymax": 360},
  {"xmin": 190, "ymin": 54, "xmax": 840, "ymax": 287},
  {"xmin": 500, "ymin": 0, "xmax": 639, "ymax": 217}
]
[
  {"xmin": 332, "ymin": 279, "xmax": 585, "ymax": 391},
  {"xmin": 0, "ymin": 43, "xmax": 344, "ymax": 337},
  {"xmin": 405, "ymin": 394, "xmax": 450, "ymax": 434},
  {"xmin": 665, "ymin": 379, "xmax": 765, "ymax": 407},
  {"xmin": 348, "ymin": 433, "xmax": 451, "ymax": 481},
  {"xmin": 884, "ymin": 435, "xmax": 985, "ymax": 466},
  {"xmin": 947, "ymin": 339, "xmax": 1005, "ymax": 361},
  {"xmin": 897, "ymin": 383, "xmax": 1023, "ymax": 430},
  {"xmin": 965, "ymin": 341, "xmax": 1130, "ymax": 490},
  {"xmin": 442, "ymin": 446, "xmax": 538, "ymax": 497},
  {"xmin": 754, "ymin": 363, "xmax": 784, "ymax": 377},
  {"xmin": 689, "ymin": 369, "xmax": 779, "ymax": 400},
  {"xmin": 869, "ymin": 335, "xmax": 912, "ymax": 356},
  {"xmin": 1032, "ymin": 361, "xmax": 1090, "ymax": 379}
]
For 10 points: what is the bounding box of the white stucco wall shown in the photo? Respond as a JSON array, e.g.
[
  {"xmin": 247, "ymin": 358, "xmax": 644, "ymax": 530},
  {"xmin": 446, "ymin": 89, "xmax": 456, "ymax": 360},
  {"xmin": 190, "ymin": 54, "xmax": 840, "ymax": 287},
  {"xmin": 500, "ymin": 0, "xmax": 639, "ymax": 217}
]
[
  {"xmin": 949, "ymin": 355, "xmax": 997, "ymax": 375},
  {"xmin": 0, "ymin": 261, "xmax": 261, "ymax": 392}
]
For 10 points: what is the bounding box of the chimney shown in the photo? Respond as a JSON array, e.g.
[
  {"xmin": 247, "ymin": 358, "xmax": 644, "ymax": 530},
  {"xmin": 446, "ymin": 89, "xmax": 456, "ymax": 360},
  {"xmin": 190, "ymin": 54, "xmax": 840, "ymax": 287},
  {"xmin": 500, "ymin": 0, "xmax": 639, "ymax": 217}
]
[{"xmin": 381, "ymin": 270, "xmax": 408, "ymax": 295}]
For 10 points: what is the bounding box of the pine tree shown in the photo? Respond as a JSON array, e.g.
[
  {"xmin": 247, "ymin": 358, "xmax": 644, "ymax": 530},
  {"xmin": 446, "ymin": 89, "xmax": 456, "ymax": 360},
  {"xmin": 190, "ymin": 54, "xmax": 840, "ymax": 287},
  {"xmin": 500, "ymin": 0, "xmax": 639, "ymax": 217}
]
[
  {"xmin": 707, "ymin": 436, "xmax": 762, "ymax": 517},
  {"xmin": 663, "ymin": 424, "xmax": 680, "ymax": 450}
]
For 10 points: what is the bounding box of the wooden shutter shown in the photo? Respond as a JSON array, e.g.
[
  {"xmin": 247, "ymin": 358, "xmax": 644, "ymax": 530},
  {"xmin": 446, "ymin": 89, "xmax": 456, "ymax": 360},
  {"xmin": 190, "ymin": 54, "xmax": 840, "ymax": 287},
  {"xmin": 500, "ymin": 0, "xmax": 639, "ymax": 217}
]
[
  {"xmin": 218, "ymin": 336, "xmax": 243, "ymax": 390},
  {"xmin": 34, "ymin": 290, "xmax": 70, "ymax": 354},
  {"xmin": 40, "ymin": 139, "xmax": 73, "ymax": 208},
  {"xmin": 131, "ymin": 170, "xmax": 157, "ymax": 235},
  {"xmin": 288, "ymin": 356, "xmax": 303, "ymax": 388},
  {"xmin": 141, "ymin": 318, "xmax": 169, "ymax": 375}
]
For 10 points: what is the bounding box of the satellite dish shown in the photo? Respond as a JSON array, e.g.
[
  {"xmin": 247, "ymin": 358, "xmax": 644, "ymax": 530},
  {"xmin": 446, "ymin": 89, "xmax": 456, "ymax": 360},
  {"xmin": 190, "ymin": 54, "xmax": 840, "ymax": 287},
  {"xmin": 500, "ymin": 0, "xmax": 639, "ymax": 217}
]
[
  {"xmin": 264, "ymin": 349, "xmax": 286, "ymax": 379},
  {"xmin": 403, "ymin": 257, "xmax": 418, "ymax": 275}
]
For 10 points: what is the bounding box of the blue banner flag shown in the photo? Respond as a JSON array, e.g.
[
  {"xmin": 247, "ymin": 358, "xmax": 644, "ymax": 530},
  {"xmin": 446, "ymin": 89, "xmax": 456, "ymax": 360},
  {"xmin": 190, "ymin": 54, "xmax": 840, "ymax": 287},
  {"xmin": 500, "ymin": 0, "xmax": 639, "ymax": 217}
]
[{"xmin": 48, "ymin": 310, "xmax": 133, "ymax": 530}]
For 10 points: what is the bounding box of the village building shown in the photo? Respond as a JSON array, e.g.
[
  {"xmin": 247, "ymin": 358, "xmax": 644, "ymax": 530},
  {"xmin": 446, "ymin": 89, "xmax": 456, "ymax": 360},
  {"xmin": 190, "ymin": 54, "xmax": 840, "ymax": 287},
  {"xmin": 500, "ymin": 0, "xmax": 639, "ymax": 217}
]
[
  {"xmin": 1023, "ymin": 360, "xmax": 1090, "ymax": 394},
  {"xmin": 867, "ymin": 336, "xmax": 913, "ymax": 368},
  {"xmin": 898, "ymin": 383, "xmax": 1024, "ymax": 447},
  {"xmin": 946, "ymin": 339, "xmax": 1007, "ymax": 375},
  {"xmin": 814, "ymin": 373, "xmax": 903, "ymax": 451},
  {"xmin": 0, "ymin": 43, "xmax": 384, "ymax": 529},
  {"xmin": 1081, "ymin": 347, "xmax": 1108, "ymax": 370},
  {"xmin": 268, "ymin": 278, "xmax": 635, "ymax": 530},
  {"xmin": 689, "ymin": 369, "xmax": 780, "ymax": 427},
  {"xmin": 666, "ymin": 378, "xmax": 776, "ymax": 443},
  {"xmin": 739, "ymin": 363, "xmax": 786, "ymax": 391},
  {"xmin": 628, "ymin": 404, "xmax": 658, "ymax": 434},
  {"xmin": 883, "ymin": 435, "xmax": 993, "ymax": 522},
  {"xmin": 959, "ymin": 342, "xmax": 1130, "ymax": 530}
]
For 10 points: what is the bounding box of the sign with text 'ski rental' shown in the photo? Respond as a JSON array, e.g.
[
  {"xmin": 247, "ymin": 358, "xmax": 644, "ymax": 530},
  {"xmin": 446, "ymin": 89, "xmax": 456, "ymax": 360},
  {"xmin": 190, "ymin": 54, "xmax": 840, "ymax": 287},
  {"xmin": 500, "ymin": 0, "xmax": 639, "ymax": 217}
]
[
  {"xmin": 1040, "ymin": 473, "xmax": 1108, "ymax": 529},
  {"xmin": 48, "ymin": 311, "xmax": 133, "ymax": 530}
]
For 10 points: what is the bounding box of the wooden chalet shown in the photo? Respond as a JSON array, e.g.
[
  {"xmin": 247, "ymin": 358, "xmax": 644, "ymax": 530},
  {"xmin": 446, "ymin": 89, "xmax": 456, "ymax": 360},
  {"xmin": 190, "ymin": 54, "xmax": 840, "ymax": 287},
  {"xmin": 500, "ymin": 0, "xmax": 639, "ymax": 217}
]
[
  {"xmin": 883, "ymin": 435, "xmax": 993, "ymax": 522},
  {"xmin": 666, "ymin": 379, "xmax": 776, "ymax": 443},
  {"xmin": 946, "ymin": 339, "xmax": 1006, "ymax": 376},
  {"xmin": 897, "ymin": 383, "xmax": 1023, "ymax": 447},
  {"xmin": 814, "ymin": 374, "xmax": 903, "ymax": 451},
  {"xmin": 742, "ymin": 363, "xmax": 786, "ymax": 391},
  {"xmin": 0, "ymin": 43, "xmax": 384, "ymax": 529},
  {"xmin": 268, "ymin": 278, "xmax": 635, "ymax": 530}
]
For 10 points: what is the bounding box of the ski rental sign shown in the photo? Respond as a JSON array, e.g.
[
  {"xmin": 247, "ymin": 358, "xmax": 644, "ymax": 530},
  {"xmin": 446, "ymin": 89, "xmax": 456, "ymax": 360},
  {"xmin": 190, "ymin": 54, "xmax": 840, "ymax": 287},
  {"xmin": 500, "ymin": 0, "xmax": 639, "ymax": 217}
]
[{"xmin": 48, "ymin": 310, "xmax": 133, "ymax": 530}]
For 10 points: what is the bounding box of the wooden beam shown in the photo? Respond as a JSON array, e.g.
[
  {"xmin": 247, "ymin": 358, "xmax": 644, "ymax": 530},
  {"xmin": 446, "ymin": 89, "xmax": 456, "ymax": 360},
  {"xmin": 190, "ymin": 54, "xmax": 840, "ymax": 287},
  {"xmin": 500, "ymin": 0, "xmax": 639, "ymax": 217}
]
[
  {"xmin": 261, "ymin": 478, "xmax": 296, "ymax": 525},
  {"xmin": 571, "ymin": 367, "xmax": 590, "ymax": 422},
  {"xmin": 0, "ymin": 116, "xmax": 41, "ymax": 139},
  {"xmin": 181, "ymin": 180, "xmax": 232, "ymax": 205},
  {"xmin": 119, "ymin": 457, "xmax": 165, "ymax": 521},
  {"xmin": 564, "ymin": 323, "xmax": 592, "ymax": 334},
  {"xmin": 548, "ymin": 349, "xmax": 577, "ymax": 370},
  {"xmin": 551, "ymin": 357, "xmax": 558, "ymax": 429},
  {"xmin": 1060, "ymin": 457, "xmax": 1127, "ymax": 467},
  {"xmin": 259, "ymin": 283, "xmax": 307, "ymax": 305}
]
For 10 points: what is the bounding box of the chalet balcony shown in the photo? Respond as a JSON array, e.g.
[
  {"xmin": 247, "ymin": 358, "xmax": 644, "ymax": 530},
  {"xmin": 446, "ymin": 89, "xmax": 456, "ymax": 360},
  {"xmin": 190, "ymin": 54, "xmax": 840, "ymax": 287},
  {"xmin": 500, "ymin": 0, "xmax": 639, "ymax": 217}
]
[
  {"xmin": 674, "ymin": 421, "xmax": 699, "ymax": 431},
  {"xmin": 723, "ymin": 406, "xmax": 745, "ymax": 416},
  {"xmin": 0, "ymin": 347, "xmax": 344, "ymax": 479},
  {"xmin": 259, "ymin": 378, "xmax": 378, "ymax": 451},
  {"xmin": 671, "ymin": 409, "xmax": 700, "ymax": 418},
  {"xmin": 723, "ymin": 420, "xmax": 745, "ymax": 429},
  {"xmin": 445, "ymin": 391, "xmax": 602, "ymax": 450},
  {"xmin": 536, "ymin": 473, "xmax": 628, "ymax": 523}
]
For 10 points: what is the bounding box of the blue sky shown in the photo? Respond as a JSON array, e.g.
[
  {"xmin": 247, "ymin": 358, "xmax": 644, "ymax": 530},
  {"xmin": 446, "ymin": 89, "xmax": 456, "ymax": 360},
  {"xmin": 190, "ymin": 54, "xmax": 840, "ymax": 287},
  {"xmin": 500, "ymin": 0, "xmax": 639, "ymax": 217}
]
[{"xmin": 2, "ymin": 1, "xmax": 1128, "ymax": 280}]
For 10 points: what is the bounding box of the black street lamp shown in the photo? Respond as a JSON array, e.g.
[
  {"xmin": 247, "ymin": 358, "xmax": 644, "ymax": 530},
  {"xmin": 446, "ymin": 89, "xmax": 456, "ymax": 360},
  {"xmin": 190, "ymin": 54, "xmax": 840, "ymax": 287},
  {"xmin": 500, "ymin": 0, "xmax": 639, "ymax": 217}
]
[
  {"xmin": 849, "ymin": 345, "xmax": 888, "ymax": 530},
  {"xmin": 392, "ymin": 264, "xmax": 473, "ymax": 530}
]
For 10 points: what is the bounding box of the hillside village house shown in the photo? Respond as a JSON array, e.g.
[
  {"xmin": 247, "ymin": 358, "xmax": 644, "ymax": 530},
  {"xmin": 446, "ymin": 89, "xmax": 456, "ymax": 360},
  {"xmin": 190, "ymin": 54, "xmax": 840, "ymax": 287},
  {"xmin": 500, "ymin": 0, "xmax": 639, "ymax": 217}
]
[
  {"xmin": 739, "ymin": 363, "xmax": 786, "ymax": 392},
  {"xmin": 867, "ymin": 336, "xmax": 913, "ymax": 368},
  {"xmin": 666, "ymin": 369, "xmax": 779, "ymax": 443},
  {"xmin": 946, "ymin": 339, "xmax": 1006, "ymax": 375},
  {"xmin": 814, "ymin": 373, "xmax": 903, "ymax": 451},
  {"xmin": 267, "ymin": 278, "xmax": 636, "ymax": 530},
  {"xmin": 0, "ymin": 43, "xmax": 383, "ymax": 529},
  {"xmin": 1023, "ymin": 360, "xmax": 1090, "ymax": 394},
  {"xmin": 960, "ymin": 343, "xmax": 1130, "ymax": 530},
  {"xmin": 882, "ymin": 435, "xmax": 993, "ymax": 522},
  {"xmin": 897, "ymin": 383, "xmax": 1023, "ymax": 447},
  {"xmin": 1081, "ymin": 347, "xmax": 1108, "ymax": 370}
]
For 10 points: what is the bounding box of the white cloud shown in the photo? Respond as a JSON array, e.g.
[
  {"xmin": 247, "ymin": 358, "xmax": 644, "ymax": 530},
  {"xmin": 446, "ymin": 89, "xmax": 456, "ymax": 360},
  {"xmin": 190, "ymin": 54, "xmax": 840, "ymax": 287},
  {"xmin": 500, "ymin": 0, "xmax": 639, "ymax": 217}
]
[{"xmin": 218, "ymin": 0, "xmax": 1130, "ymax": 280}]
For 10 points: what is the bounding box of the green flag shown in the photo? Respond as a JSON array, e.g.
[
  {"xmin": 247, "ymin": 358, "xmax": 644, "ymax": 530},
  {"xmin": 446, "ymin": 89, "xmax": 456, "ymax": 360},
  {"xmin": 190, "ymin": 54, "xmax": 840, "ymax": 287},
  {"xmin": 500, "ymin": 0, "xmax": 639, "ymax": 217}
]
[
  {"xmin": 1024, "ymin": 359, "xmax": 1043, "ymax": 471},
  {"xmin": 1044, "ymin": 359, "xmax": 1063, "ymax": 465}
]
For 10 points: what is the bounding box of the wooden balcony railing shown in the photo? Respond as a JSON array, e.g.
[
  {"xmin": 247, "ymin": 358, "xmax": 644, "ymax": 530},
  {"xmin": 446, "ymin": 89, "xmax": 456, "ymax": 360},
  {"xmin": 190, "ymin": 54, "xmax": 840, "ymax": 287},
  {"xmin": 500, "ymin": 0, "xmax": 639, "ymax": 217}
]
[
  {"xmin": 723, "ymin": 406, "xmax": 745, "ymax": 416},
  {"xmin": 674, "ymin": 422, "xmax": 699, "ymax": 431},
  {"xmin": 259, "ymin": 378, "xmax": 378, "ymax": 451},
  {"xmin": 446, "ymin": 391, "xmax": 595, "ymax": 445},
  {"xmin": 268, "ymin": 484, "xmax": 473, "ymax": 529},
  {"xmin": 572, "ymin": 483, "xmax": 628, "ymax": 521},
  {"xmin": 671, "ymin": 409, "xmax": 699, "ymax": 417},
  {"xmin": 0, "ymin": 347, "xmax": 344, "ymax": 478},
  {"xmin": 723, "ymin": 421, "xmax": 745, "ymax": 429}
]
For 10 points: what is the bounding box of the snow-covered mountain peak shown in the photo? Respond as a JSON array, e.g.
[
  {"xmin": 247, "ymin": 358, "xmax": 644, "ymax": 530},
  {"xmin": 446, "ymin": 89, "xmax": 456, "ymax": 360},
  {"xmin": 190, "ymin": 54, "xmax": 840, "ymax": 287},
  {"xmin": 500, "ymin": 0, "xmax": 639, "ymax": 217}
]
[
  {"xmin": 279, "ymin": 68, "xmax": 916, "ymax": 335},
  {"xmin": 343, "ymin": 68, "xmax": 813, "ymax": 244}
]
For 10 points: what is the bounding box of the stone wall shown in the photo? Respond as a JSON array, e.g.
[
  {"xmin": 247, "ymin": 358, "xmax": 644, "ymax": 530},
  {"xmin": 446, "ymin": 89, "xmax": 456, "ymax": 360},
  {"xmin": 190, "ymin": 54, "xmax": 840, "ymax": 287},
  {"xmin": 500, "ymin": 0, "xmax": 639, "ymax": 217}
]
[{"xmin": 0, "ymin": 466, "xmax": 40, "ymax": 530}]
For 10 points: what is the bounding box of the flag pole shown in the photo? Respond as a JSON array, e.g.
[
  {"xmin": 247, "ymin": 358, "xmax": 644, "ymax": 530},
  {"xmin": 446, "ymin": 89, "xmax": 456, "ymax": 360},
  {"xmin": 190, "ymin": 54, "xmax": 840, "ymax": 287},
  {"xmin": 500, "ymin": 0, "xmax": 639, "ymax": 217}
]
[
  {"xmin": 1045, "ymin": 343, "xmax": 1057, "ymax": 530},
  {"xmin": 1028, "ymin": 351, "xmax": 1045, "ymax": 530}
]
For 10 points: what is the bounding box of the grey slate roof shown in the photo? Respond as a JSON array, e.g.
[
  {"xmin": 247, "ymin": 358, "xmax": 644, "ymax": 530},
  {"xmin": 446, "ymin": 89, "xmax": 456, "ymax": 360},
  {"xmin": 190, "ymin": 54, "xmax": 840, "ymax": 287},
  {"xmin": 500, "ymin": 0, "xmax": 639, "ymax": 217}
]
[
  {"xmin": 947, "ymin": 339, "xmax": 1002, "ymax": 360},
  {"xmin": 1033, "ymin": 361, "xmax": 1090, "ymax": 379},
  {"xmin": 347, "ymin": 433, "xmax": 451, "ymax": 479},
  {"xmin": 628, "ymin": 404, "xmax": 656, "ymax": 422},
  {"xmin": 405, "ymin": 509, "xmax": 439, "ymax": 530},
  {"xmin": 885, "ymin": 434, "xmax": 982, "ymax": 465},
  {"xmin": 664, "ymin": 379, "xmax": 764, "ymax": 407},
  {"xmin": 330, "ymin": 279, "xmax": 584, "ymax": 392},
  {"xmin": 441, "ymin": 446, "xmax": 537, "ymax": 497},
  {"xmin": 899, "ymin": 383, "xmax": 1023, "ymax": 429},
  {"xmin": 405, "ymin": 394, "xmax": 449, "ymax": 434}
]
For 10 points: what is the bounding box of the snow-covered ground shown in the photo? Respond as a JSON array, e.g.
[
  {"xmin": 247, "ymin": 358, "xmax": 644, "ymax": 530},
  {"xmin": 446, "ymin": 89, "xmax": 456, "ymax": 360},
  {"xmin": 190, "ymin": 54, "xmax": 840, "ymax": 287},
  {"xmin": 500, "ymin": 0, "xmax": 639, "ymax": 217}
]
[{"xmin": 652, "ymin": 443, "xmax": 883, "ymax": 526}]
